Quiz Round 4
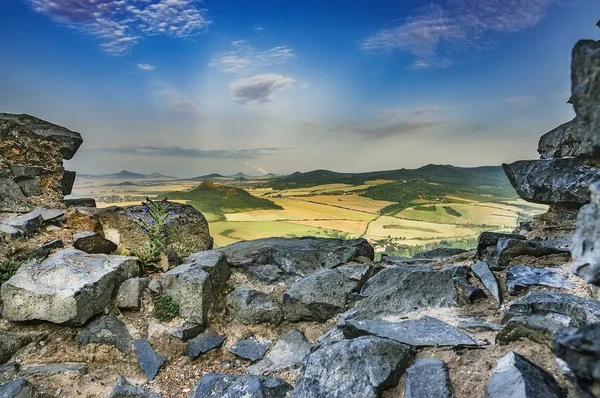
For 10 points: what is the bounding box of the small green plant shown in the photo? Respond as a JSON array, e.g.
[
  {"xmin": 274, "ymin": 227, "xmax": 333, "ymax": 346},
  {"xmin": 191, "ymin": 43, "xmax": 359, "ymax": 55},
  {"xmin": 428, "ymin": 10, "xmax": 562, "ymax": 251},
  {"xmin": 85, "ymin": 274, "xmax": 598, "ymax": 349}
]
[
  {"xmin": 153, "ymin": 293, "xmax": 179, "ymax": 322},
  {"xmin": 0, "ymin": 260, "xmax": 23, "ymax": 285}
]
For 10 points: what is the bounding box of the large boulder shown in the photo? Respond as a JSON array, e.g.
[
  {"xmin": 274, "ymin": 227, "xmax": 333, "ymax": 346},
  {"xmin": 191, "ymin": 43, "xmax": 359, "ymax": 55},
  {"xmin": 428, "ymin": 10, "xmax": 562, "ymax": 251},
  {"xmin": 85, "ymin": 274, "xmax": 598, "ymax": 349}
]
[
  {"xmin": 538, "ymin": 118, "xmax": 583, "ymax": 159},
  {"xmin": 226, "ymin": 287, "xmax": 283, "ymax": 325},
  {"xmin": 190, "ymin": 374, "xmax": 292, "ymax": 398},
  {"xmin": 405, "ymin": 358, "xmax": 453, "ymax": 398},
  {"xmin": 1, "ymin": 249, "xmax": 139, "ymax": 325},
  {"xmin": 572, "ymin": 181, "xmax": 600, "ymax": 284}
]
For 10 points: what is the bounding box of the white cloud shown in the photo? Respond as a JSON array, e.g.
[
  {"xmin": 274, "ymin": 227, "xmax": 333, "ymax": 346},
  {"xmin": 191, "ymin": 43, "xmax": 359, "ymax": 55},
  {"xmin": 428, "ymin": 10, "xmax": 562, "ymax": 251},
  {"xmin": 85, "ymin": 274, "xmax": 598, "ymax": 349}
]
[
  {"xmin": 156, "ymin": 82, "xmax": 201, "ymax": 112},
  {"xmin": 210, "ymin": 40, "xmax": 296, "ymax": 73},
  {"xmin": 379, "ymin": 104, "xmax": 454, "ymax": 119},
  {"xmin": 505, "ymin": 95, "xmax": 537, "ymax": 107},
  {"xmin": 137, "ymin": 63, "xmax": 157, "ymax": 71},
  {"xmin": 360, "ymin": 0, "xmax": 558, "ymax": 68},
  {"xmin": 229, "ymin": 74, "xmax": 295, "ymax": 105},
  {"xmin": 25, "ymin": 0, "xmax": 211, "ymax": 54}
]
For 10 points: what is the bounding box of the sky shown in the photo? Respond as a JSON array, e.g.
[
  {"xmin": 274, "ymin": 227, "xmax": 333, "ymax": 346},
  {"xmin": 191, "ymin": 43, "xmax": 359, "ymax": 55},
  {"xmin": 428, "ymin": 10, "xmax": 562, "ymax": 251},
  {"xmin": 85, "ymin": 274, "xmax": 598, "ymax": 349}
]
[{"xmin": 0, "ymin": 0, "xmax": 598, "ymax": 177}]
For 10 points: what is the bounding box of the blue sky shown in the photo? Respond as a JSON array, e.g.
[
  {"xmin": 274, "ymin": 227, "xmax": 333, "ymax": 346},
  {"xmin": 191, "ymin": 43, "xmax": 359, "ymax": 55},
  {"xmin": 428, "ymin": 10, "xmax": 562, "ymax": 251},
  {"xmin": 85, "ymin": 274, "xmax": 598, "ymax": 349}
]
[{"xmin": 0, "ymin": 0, "xmax": 598, "ymax": 176}]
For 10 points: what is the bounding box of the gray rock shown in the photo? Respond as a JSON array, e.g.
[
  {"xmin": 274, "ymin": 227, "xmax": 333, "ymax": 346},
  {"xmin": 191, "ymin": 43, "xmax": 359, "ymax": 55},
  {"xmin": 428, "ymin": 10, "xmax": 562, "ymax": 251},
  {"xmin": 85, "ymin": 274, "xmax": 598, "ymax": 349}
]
[
  {"xmin": 506, "ymin": 265, "xmax": 572, "ymax": 294},
  {"xmin": 108, "ymin": 376, "xmax": 162, "ymax": 398},
  {"xmin": 572, "ymin": 181, "xmax": 600, "ymax": 285},
  {"xmin": 1, "ymin": 250, "xmax": 139, "ymax": 325},
  {"xmin": 248, "ymin": 330, "xmax": 312, "ymax": 375},
  {"xmin": 413, "ymin": 247, "xmax": 467, "ymax": 259},
  {"xmin": 458, "ymin": 319, "xmax": 502, "ymax": 332},
  {"xmin": 147, "ymin": 279, "xmax": 162, "ymax": 293},
  {"xmin": 229, "ymin": 336, "xmax": 272, "ymax": 362},
  {"xmin": 538, "ymin": 117, "xmax": 583, "ymax": 159},
  {"xmin": 360, "ymin": 265, "xmax": 430, "ymax": 297},
  {"xmin": 64, "ymin": 198, "xmax": 97, "ymax": 208},
  {"xmin": 485, "ymin": 352, "xmax": 562, "ymax": 398},
  {"xmin": 283, "ymin": 269, "xmax": 357, "ymax": 322},
  {"xmin": 61, "ymin": 170, "xmax": 76, "ymax": 195},
  {"xmin": 116, "ymin": 278, "xmax": 148, "ymax": 309},
  {"xmin": 0, "ymin": 378, "xmax": 49, "ymax": 398},
  {"xmin": 381, "ymin": 255, "xmax": 435, "ymax": 265},
  {"xmin": 3, "ymin": 213, "xmax": 43, "ymax": 236},
  {"xmin": 170, "ymin": 322, "xmax": 204, "ymax": 342},
  {"xmin": 472, "ymin": 261, "xmax": 501, "ymax": 304},
  {"xmin": 453, "ymin": 277, "xmax": 487, "ymax": 304},
  {"xmin": 0, "ymin": 176, "xmax": 30, "ymax": 213},
  {"xmin": 502, "ymin": 158, "xmax": 600, "ymax": 205},
  {"xmin": 333, "ymin": 263, "xmax": 374, "ymax": 291},
  {"xmin": 77, "ymin": 315, "xmax": 133, "ymax": 354},
  {"xmin": 477, "ymin": 232, "xmax": 526, "ymax": 259},
  {"xmin": 508, "ymin": 291, "xmax": 600, "ymax": 327},
  {"xmin": 493, "ymin": 238, "xmax": 568, "ymax": 268},
  {"xmin": 316, "ymin": 326, "xmax": 346, "ymax": 345},
  {"xmin": 217, "ymin": 237, "xmax": 374, "ymax": 284},
  {"xmin": 0, "ymin": 224, "xmax": 21, "ymax": 243},
  {"xmin": 186, "ymin": 331, "xmax": 225, "ymax": 359},
  {"xmin": 293, "ymin": 336, "xmax": 415, "ymax": 398},
  {"xmin": 14, "ymin": 239, "xmax": 64, "ymax": 263},
  {"xmin": 343, "ymin": 316, "xmax": 477, "ymax": 347},
  {"xmin": 133, "ymin": 339, "xmax": 165, "ymax": 381},
  {"xmin": 190, "ymin": 374, "xmax": 292, "ymax": 398},
  {"xmin": 19, "ymin": 362, "xmax": 87, "ymax": 376},
  {"xmin": 0, "ymin": 331, "xmax": 41, "ymax": 364},
  {"xmin": 497, "ymin": 314, "xmax": 569, "ymax": 348},
  {"xmin": 0, "ymin": 363, "xmax": 18, "ymax": 384},
  {"xmin": 183, "ymin": 251, "xmax": 230, "ymax": 290},
  {"xmin": 226, "ymin": 287, "xmax": 283, "ymax": 325},
  {"xmin": 405, "ymin": 358, "xmax": 453, "ymax": 398},
  {"xmin": 17, "ymin": 177, "xmax": 42, "ymax": 197},
  {"xmin": 73, "ymin": 231, "xmax": 118, "ymax": 254}
]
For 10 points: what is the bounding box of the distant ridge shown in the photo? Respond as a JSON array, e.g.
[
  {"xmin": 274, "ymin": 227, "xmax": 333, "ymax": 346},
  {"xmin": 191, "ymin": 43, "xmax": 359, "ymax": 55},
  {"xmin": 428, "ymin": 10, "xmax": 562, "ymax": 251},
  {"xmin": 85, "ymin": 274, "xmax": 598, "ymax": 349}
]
[{"xmin": 79, "ymin": 170, "xmax": 174, "ymax": 179}]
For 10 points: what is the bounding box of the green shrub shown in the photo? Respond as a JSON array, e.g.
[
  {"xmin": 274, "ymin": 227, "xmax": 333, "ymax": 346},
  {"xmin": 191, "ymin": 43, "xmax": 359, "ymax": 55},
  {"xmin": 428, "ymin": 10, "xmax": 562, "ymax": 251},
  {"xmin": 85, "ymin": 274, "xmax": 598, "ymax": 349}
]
[
  {"xmin": 0, "ymin": 260, "xmax": 22, "ymax": 285},
  {"xmin": 153, "ymin": 293, "xmax": 179, "ymax": 322},
  {"xmin": 444, "ymin": 206, "xmax": 463, "ymax": 217}
]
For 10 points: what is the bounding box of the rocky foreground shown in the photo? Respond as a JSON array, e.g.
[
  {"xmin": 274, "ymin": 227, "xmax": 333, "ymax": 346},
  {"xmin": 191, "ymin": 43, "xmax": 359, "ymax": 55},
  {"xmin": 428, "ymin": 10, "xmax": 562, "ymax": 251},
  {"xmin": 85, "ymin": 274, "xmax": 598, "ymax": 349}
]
[{"xmin": 0, "ymin": 32, "xmax": 599, "ymax": 398}]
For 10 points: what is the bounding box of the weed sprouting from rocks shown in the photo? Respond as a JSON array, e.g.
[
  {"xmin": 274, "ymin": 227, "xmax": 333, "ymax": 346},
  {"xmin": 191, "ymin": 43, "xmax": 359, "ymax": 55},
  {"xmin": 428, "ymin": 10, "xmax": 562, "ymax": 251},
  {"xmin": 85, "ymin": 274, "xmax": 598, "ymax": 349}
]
[
  {"xmin": 0, "ymin": 259, "xmax": 23, "ymax": 285},
  {"xmin": 153, "ymin": 293, "xmax": 179, "ymax": 321}
]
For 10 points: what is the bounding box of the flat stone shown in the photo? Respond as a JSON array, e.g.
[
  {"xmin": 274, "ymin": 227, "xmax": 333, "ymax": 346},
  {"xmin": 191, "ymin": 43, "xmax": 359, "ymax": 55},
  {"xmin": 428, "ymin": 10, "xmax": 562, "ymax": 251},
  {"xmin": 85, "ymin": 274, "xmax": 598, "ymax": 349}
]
[
  {"xmin": 73, "ymin": 231, "xmax": 118, "ymax": 254},
  {"xmin": 226, "ymin": 287, "xmax": 283, "ymax": 325},
  {"xmin": 572, "ymin": 181, "xmax": 600, "ymax": 285},
  {"xmin": 170, "ymin": 322, "xmax": 204, "ymax": 342},
  {"xmin": 0, "ymin": 378, "xmax": 48, "ymax": 398},
  {"xmin": 107, "ymin": 376, "xmax": 162, "ymax": 398},
  {"xmin": 472, "ymin": 261, "xmax": 501, "ymax": 304},
  {"xmin": 19, "ymin": 362, "xmax": 88, "ymax": 376},
  {"xmin": 360, "ymin": 265, "xmax": 430, "ymax": 297},
  {"xmin": 0, "ymin": 331, "xmax": 42, "ymax": 364},
  {"xmin": 0, "ymin": 224, "xmax": 21, "ymax": 242},
  {"xmin": 343, "ymin": 316, "xmax": 477, "ymax": 347},
  {"xmin": 189, "ymin": 374, "xmax": 292, "ymax": 398},
  {"xmin": 133, "ymin": 339, "xmax": 165, "ymax": 381},
  {"xmin": 538, "ymin": 117, "xmax": 584, "ymax": 159},
  {"xmin": 405, "ymin": 358, "xmax": 453, "ymax": 398},
  {"xmin": 508, "ymin": 291, "xmax": 600, "ymax": 327},
  {"xmin": 506, "ymin": 265, "xmax": 572, "ymax": 294},
  {"xmin": 186, "ymin": 331, "xmax": 225, "ymax": 360},
  {"xmin": 77, "ymin": 315, "xmax": 133, "ymax": 354},
  {"xmin": 229, "ymin": 336, "xmax": 271, "ymax": 362},
  {"xmin": 248, "ymin": 330, "xmax": 312, "ymax": 375},
  {"xmin": 413, "ymin": 247, "xmax": 467, "ymax": 259},
  {"xmin": 485, "ymin": 352, "xmax": 562, "ymax": 398},
  {"xmin": 116, "ymin": 278, "xmax": 148, "ymax": 309},
  {"xmin": 497, "ymin": 314, "xmax": 569, "ymax": 348},
  {"xmin": 493, "ymin": 238, "xmax": 568, "ymax": 268},
  {"xmin": 477, "ymin": 232, "xmax": 526, "ymax": 259},
  {"xmin": 3, "ymin": 213, "xmax": 43, "ymax": 236},
  {"xmin": 333, "ymin": 263, "xmax": 374, "ymax": 291}
]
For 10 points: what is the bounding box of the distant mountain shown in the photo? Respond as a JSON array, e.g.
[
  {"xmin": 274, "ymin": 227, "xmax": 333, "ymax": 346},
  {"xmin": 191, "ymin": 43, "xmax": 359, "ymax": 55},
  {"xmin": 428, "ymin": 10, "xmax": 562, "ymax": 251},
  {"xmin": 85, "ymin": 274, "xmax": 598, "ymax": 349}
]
[
  {"xmin": 79, "ymin": 170, "xmax": 174, "ymax": 179},
  {"xmin": 188, "ymin": 173, "xmax": 226, "ymax": 181},
  {"xmin": 229, "ymin": 172, "xmax": 255, "ymax": 179},
  {"xmin": 103, "ymin": 181, "xmax": 138, "ymax": 187}
]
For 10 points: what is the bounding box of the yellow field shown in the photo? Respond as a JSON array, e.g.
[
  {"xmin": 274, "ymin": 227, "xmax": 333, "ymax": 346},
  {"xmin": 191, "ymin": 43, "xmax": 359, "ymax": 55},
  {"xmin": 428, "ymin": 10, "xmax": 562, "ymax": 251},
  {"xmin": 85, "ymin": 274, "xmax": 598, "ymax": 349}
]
[
  {"xmin": 252, "ymin": 180, "xmax": 391, "ymax": 198},
  {"xmin": 297, "ymin": 195, "xmax": 395, "ymax": 214},
  {"xmin": 96, "ymin": 199, "xmax": 188, "ymax": 208},
  {"xmin": 397, "ymin": 203, "xmax": 516, "ymax": 227},
  {"xmin": 367, "ymin": 216, "xmax": 483, "ymax": 240},
  {"xmin": 288, "ymin": 219, "xmax": 368, "ymax": 235}
]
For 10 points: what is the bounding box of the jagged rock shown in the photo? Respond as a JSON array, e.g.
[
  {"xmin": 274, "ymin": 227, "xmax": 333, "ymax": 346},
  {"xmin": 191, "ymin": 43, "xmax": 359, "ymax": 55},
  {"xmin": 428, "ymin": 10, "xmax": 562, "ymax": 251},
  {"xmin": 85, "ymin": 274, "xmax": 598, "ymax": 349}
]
[
  {"xmin": 293, "ymin": 336, "xmax": 414, "ymax": 398},
  {"xmin": 333, "ymin": 263, "xmax": 374, "ymax": 291},
  {"xmin": 555, "ymin": 323, "xmax": 600, "ymax": 397},
  {"xmin": 343, "ymin": 316, "xmax": 477, "ymax": 347},
  {"xmin": 170, "ymin": 322, "xmax": 204, "ymax": 342},
  {"xmin": 229, "ymin": 336, "xmax": 271, "ymax": 362},
  {"xmin": 0, "ymin": 175, "xmax": 30, "ymax": 213},
  {"xmin": 316, "ymin": 326, "xmax": 346, "ymax": 344},
  {"xmin": 73, "ymin": 231, "xmax": 118, "ymax": 254},
  {"xmin": 282, "ymin": 269, "xmax": 358, "ymax": 322},
  {"xmin": 0, "ymin": 363, "xmax": 18, "ymax": 384},
  {"xmin": 226, "ymin": 287, "xmax": 283, "ymax": 325},
  {"xmin": 15, "ymin": 239, "xmax": 63, "ymax": 262},
  {"xmin": 453, "ymin": 276, "xmax": 487, "ymax": 303},
  {"xmin": 183, "ymin": 251, "xmax": 230, "ymax": 290},
  {"xmin": 360, "ymin": 265, "xmax": 430, "ymax": 296},
  {"xmin": 3, "ymin": 213, "xmax": 43, "ymax": 236},
  {"xmin": 1, "ymin": 249, "xmax": 139, "ymax": 325},
  {"xmin": 507, "ymin": 291, "xmax": 600, "ymax": 327},
  {"xmin": 503, "ymin": 158, "xmax": 600, "ymax": 205},
  {"xmin": 190, "ymin": 374, "xmax": 292, "ymax": 398},
  {"xmin": 0, "ymin": 378, "xmax": 49, "ymax": 398},
  {"xmin": 217, "ymin": 237, "xmax": 374, "ymax": 284},
  {"xmin": 405, "ymin": 358, "xmax": 453, "ymax": 398},
  {"xmin": 108, "ymin": 377, "xmax": 162, "ymax": 398},
  {"xmin": 133, "ymin": 339, "xmax": 165, "ymax": 381},
  {"xmin": 477, "ymin": 232, "xmax": 526, "ymax": 259},
  {"xmin": 0, "ymin": 331, "xmax": 41, "ymax": 364},
  {"xmin": 77, "ymin": 315, "xmax": 133, "ymax": 354},
  {"xmin": 572, "ymin": 181, "xmax": 600, "ymax": 285},
  {"xmin": 472, "ymin": 261, "xmax": 501, "ymax": 304},
  {"xmin": 539, "ymin": 118, "xmax": 583, "ymax": 159},
  {"xmin": 19, "ymin": 362, "xmax": 88, "ymax": 376},
  {"xmin": 0, "ymin": 224, "xmax": 21, "ymax": 243},
  {"xmin": 506, "ymin": 265, "xmax": 572, "ymax": 294},
  {"xmin": 497, "ymin": 314, "xmax": 569, "ymax": 348},
  {"xmin": 485, "ymin": 352, "xmax": 562, "ymax": 398},
  {"xmin": 186, "ymin": 331, "xmax": 225, "ymax": 360},
  {"xmin": 413, "ymin": 247, "xmax": 467, "ymax": 259},
  {"xmin": 64, "ymin": 198, "xmax": 96, "ymax": 208},
  {"xmin": 95, "ymin": 202, "xmax": 213, "ymax": 259},
  {"xmin": 116, "ymin": 277, "xmax": 148, "ymax": 309},
  {"xmin": 491, "ymin": 238, "xmax": 568, "ymax": 268},
  {"xmin": 161, "ymin": 251, "xmax": 229, "ymax": 325},
  {"xmin": 148, "ymin": 279, "xmax": 162, "ymax": 293},
  {"xmin": 248, "ymin": 330, "xmax": 312, "ymax": 375},
  {"xmin": 381, "ymin": 255, "xmax": 435, "ymax": 265}
]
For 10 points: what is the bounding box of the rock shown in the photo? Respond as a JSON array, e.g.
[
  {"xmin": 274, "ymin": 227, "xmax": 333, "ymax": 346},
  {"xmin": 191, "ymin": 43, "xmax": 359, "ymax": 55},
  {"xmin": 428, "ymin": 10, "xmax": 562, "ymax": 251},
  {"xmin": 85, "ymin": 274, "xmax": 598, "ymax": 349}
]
[
  {"xmin": 538, "ymin": 118, "xmax": 583, "ymax": 159},
  {"xmin": 0, "ymin": 224, "xmax": 21, "ymax": 243},
  {"xmin": 293, "ymin": 336, "xmax": 415, "ymax": 398},
  {"xmin": 186, "ymin": 331, "xmax": 225, "ymax": 360},
  {"xmin": 508, "ymin": 291, "xmax": 600, "ymax": 327},
  {"xmin": 217, "ymin": 237, "xmax": 374, "ymax": 284},
  {"xmin": 19, "ymin": 362, "xmax": 88, "ymax": 376},
  {"xmin": 116, "ymin": 277, "xmax": 148, "ymax": 309},
  {"xmin": 64, "ymin": 198, "xmax": 97, "ymax": 208},
  {"xmin": 343, "ymin": 316, "xmax": 477, "ymax": 347},
  {"xmin": 148, "ymin": 279, "xmax": 162, "ymax": 293},
  {"xmin": 282, "ymin": 269, "xmax": 358, "ymax": 322},
  {"xmin": 485, "ymin": 352, "xmax": 562, "ymax": 398},
  {"xmin": 381, "ymin": 254, "xmax": 435, "ymax": 265},
  {"xmin": 477, "ymin": 232, "xmax": 526, "ymax": 259},
  {"xmin": 229, "ymin": 336, "xmax": 271, "ymax": 362},
  {"xmin": 360, "ymin": 265, "xmax": 429, "ymax": 297},
  {"xmin": 555, "ymin": 323, "xmax": 600, "ymax": 397},
  {"xmin": 73, "ymin": 231, "xmax": 118, "ymax": 254},
  {"xmin": 161, "ymin": 251, "xmax": 229, "ymax": 325},
  {"xmin": 3, "ymin": 213, "xmax": 43, "ymax": 236},
  {"xmin": 107, "ymin": 376, "xmax": 162, "ymax": 398},
  {"xmin": 0, "ymin": 363, "xmax": 18, "ymax": 384},
  {"xmin": 170, "ymin": 322, "xmax": 204, "ymax": 342},
  {"xmin": 506, "ymin": 265, "xmax": 572, "ymax": 294},
  {"xmin": 15, "ymin": 239, "xmax": 64, "ymax": 262},
  {"xmin": 95, "ymin": 202, "xmax": 213, "ymax": 259},
  {"xmin": 0, "ymin": 175, "xmax": 30, "ymax": 213},
  {"xmin": 413, "ymin": 247, "xmax": 467, "ymax": 259},
  {"xmin": 248, "ymin": 330, "xmax": 312, "ymax": 375},
  {"xmin": 0, "ymin": 378, "xmax": 49, "ymax": 398},
  {"xmin": 183, "ymin": 251, "xmax": 230, "ymax": 290},
  {"xmin": 226, "ymin": 287, "xmax": 283, "ymax": 325},
  {"xmin": 316, "ymin": 327, "xmax": 346, "ymax": 344},
  {"xmin": 492, "ymin": 238, "xmax": 568, "ymax": 268},
  {"xmin": 133, "ymin": 339, "xmax": 165, "ymax": 381},
  {"xmin": 77, "ymin": 315, "xmax": 133, "ymax": 354},
  {"xmin": 404, "ymin": 358, "xmax": 453, "ymax": 398},
  {"xmin": 472, "ymin": 261, "xmax": 501, "ymax": 304},
  {"xmin": 1, "ymin": 249, "xmax": 139, "ymax": 325},
  {"xmin": 61, "ymin": 170, "xmax": 76, "ymax": 195},
  {"xmin": 503, "ymin": 158, "xmax": 600, "ymax": 205},
  {"xmin": 333, "ymin": 263, "xmax": 374, "ymax": 291},
  {"xmin": 189, "ymin": 374, "xmax": 292, "ymax": 398},
  {"xmin": 453, "ymin": 276, "xmax": 487, "ymax": 304},
  {"xmin": 0, "ymin": 331, "xmax": 41, "ymax": 364},
  {"xmin": 572, "ymin": 181, "xmax": 600, "ymax": 285},
  {"xmin": 457, "ymin": 319, "xmax": 502, "ymax": 332},
  {"xmin": 496, "ymin": 314, "xmax": 569, "ymax": 348}
]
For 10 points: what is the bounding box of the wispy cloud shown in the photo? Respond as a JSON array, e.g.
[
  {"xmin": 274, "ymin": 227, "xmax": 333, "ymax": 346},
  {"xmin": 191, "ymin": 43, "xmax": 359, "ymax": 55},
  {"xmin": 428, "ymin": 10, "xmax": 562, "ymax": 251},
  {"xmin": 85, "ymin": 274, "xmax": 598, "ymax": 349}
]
[
  {"xmin": 360, "ymin": 0, "xmax": 558, "ymax": 68},
  {"xmin": 210, "ymin": 40, "xmax": 296, "ymax": 73},
  {"xmin": 505, "ymin": 95, "xmax": 537, "ymax": 107},
  {"xmin": 102, "ymin": 145, "xmax": 286, "ymax": 159},
  {"xmin": 155, "ymin": 82, "xmax": 202, "ymax": 112},
  {"xmin": 379, "ymin": 105, "xmax": 454, "ymax": 119},
  {"xmin": 25, "ymin": 0, "xmax": 211, "ymax": 54},
  {"xmin": 137, "ymin": 63, "xmax": 157, "ymax": 71},
  {"xmin": 355, "ymin": 119, "xmax": 450, "ymax": 139},
  {"xmin": 230, "ymin": 74, "xmax": 295, "ymax": 105}
]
